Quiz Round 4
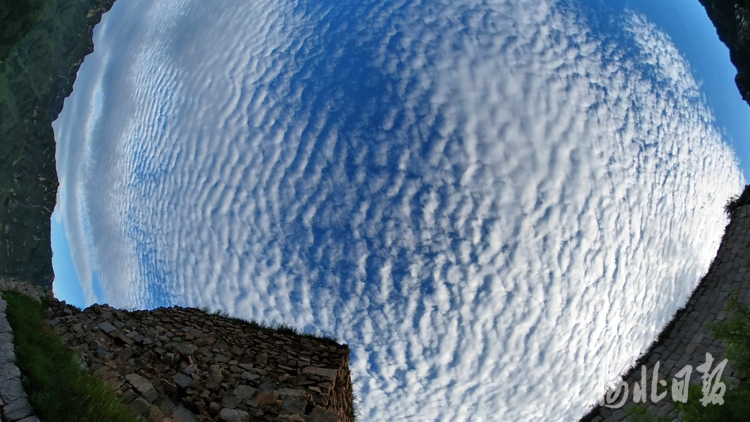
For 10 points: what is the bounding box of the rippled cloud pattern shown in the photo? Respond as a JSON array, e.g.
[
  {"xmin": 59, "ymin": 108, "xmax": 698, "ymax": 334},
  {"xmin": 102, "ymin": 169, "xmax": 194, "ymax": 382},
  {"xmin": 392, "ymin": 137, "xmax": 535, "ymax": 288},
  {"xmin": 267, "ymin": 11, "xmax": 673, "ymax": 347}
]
[{"xmin": 54, "ymin": 0, "xmax": 744, "ymax": 420}]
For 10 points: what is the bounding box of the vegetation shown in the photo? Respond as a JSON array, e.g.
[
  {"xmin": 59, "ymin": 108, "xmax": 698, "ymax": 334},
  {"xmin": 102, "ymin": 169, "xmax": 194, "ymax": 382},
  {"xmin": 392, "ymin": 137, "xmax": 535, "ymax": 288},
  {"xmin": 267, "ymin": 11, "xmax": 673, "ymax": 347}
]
[
  {"xmin": 349, "ymin": 376, "xmax": 362, "ymax": 422},
  {"xmin": 674, "ymin": 294, "xmax": 750, "ymax": 422},
  {"xmin": 196, "ymin": 305, "xmax": 340, "ymax": 342},
  {"xmin": 2, "ymin": 290, "xmax": 143, "ymax": 422},
  {"xmin": 724, "ymin": 187, "xmax": 750, "ymax": 217},
  {"xmin": 0, "ymin": 0, "xmax": 47, "ymax": 61},
  {"xmin": 712, "ymin": 295, "xmax": 750, "ymax": 378},
  {"xmin": 676, "ymin": 381, "xmax": 750, "ymax": 422}
]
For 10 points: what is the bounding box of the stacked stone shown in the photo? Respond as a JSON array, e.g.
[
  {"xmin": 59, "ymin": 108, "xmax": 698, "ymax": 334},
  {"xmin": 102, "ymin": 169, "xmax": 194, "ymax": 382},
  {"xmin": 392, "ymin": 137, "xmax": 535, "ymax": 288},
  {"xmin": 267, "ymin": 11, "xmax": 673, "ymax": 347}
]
[
  {"xmin": 0, "ymin": 281, "xmax": 41, "ymax": 422},
  {"xmin": 583, "ymin": 201, "xmax": 750, "ymax": 421},
  {"xmin": 0, "ymin": 279, "xmax": 47, "ymax": 302},
  {"xmin": 46, "ymin": 299, "xmax": 353, "ymax": 422}
]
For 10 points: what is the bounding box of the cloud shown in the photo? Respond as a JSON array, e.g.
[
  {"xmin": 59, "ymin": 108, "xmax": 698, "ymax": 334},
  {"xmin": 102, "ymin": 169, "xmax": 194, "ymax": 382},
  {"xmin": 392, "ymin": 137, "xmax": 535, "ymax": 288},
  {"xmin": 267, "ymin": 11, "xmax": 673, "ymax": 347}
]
[{"xmin": 54, "ymin": 0, "xmax": 744, "ymax": 420}]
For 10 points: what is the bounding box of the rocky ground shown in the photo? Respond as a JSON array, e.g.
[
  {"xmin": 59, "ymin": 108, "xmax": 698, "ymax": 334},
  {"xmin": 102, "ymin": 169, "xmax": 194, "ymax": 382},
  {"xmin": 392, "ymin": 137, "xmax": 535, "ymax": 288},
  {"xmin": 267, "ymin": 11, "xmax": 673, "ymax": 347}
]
[
  {"xmin": 46, "ymin": 302, "xmax": 352, "ymax": 422},
  {"xmin": 0, "ymin": 278, "xmax": 353, "ymax": 422},
  {"xmin": 698, "ymin": 0, "xmax": 750, "ymax": 106},
  {"xmin": 0, "ymin": 0, "xmax": 115, "ymax": 286},
  {"xmin": 0, "ymin": 280, "xmax": 46, "ymax": 422}
]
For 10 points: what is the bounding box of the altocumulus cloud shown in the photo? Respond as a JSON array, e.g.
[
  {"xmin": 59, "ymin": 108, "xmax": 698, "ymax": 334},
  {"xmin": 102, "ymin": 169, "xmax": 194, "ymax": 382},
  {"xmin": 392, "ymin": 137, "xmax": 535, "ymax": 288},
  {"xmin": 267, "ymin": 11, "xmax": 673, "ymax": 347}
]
[{"xmin": 54, "ymin": 0, "xmax": 744, "ymax": 420}]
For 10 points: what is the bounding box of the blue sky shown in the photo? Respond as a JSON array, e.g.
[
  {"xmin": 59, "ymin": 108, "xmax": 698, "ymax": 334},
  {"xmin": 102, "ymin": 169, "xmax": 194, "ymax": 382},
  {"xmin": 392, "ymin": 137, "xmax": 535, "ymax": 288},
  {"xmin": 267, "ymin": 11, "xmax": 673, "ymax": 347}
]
[
  {"xmin": 51, "ymin": 0, "xmax": 747, "ymax": 420},
  {"xmin": 53, "ymin": 0, "xmax": 750, "ymax": 308},
  {"xmin": 625, "ymin": 0, "xmax": 750, "ymax": 171},
  {"xmin": 51, "ymin": 210, "xmax": 87, "ymax": 308}
]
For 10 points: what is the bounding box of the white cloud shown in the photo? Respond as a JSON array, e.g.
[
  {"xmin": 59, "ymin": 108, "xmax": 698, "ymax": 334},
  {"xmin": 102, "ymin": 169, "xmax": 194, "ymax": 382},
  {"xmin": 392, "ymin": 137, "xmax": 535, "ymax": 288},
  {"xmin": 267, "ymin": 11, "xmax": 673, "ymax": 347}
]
[{"xmin": 54, "ymin": 0, "xmax": 744, "ymax": 420}]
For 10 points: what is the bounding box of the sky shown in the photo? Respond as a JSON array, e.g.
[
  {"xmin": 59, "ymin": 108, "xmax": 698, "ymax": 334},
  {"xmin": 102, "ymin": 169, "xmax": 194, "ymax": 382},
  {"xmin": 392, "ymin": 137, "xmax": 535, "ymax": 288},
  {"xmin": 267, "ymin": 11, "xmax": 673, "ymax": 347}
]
[{"xmin": 51, "ymin": 0, "xmax": 748, "ymax": 420}]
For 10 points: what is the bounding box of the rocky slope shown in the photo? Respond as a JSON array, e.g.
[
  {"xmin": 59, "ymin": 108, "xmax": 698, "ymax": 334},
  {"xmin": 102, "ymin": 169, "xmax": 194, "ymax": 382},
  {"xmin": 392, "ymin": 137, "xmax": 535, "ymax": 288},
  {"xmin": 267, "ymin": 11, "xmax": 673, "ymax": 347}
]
[
  {"xmin": 698, "ymin": 0, "xmax": 750, "ymax": 106},
  {"xmin": 46, "ymin": 301, "xmax": 353, "ymax": 422},
  {"xmin": 0, "ymin": 0, "xmax": 115, "ymax": 286},
  {"xmin": 0, "ymin": 278, "xmax": 354, "ymax": 422}
]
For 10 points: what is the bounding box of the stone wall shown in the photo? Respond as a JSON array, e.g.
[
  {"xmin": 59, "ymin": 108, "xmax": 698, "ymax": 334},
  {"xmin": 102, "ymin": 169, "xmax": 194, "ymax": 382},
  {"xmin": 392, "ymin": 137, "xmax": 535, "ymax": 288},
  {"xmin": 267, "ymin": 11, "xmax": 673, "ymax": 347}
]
[
  {"xmin": 0, "ymin": 0, "xmax": 116, "ymax": 286},
  {"xmin": 698, "ymin": 0, "xmax": 750, "ymax": 107},
  {"xmin": 0, "ymin": 278, "xmax": 354, "ymax": 422},
  {"xmin": 0, "ymin": 281, "xmax": 44, "ymax": 422},
  {"xmin": 581, "ymin": 186, "xmax": 750, "ymax": 421}
]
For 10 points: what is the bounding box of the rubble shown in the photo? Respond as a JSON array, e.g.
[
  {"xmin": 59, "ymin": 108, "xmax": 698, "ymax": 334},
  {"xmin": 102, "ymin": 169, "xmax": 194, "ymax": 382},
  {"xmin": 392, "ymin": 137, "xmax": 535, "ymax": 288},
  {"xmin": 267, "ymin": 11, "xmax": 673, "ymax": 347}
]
[{"xmin": 43, "ymin": 298, "xmax": 353, "ymax": 422}]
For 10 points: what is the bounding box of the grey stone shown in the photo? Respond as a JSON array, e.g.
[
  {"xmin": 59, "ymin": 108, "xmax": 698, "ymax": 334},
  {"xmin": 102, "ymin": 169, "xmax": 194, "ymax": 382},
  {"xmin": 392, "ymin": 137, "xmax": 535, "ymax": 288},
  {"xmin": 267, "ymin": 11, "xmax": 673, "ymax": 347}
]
[
  {"xmin": 0, "ymin": 364, "xmax": 20, "ymax": 383},
  {"xmin": 278, "ymin": 388, "xmax": 306, "ymax": 398},
  {"xmin": 221, "ymin": 394, "xmax": 241, "ymax": 409},
  {"xmin": 3, "ymin": 399, "xmax": 33, "ymax": 421},
  {"xmin": 159, "ymin": 398, "xmax": 176, "ymax": 415},
  {"xmin": 221, "ymin": 385, "xmax": 257, "ymax": 409},
  {"xmin": 17, "ymin": 417, "xmax": 41, "ymax": 422},
  {"xmin": 127, "ymin": 397, "xmax": 151, "ymax": 416},
  {"xmin": 302, "ymin": 366, "xmax": 338, "ymax": 379},
  {"xmin": 241, "ymin": 372, "xmax": 259, "ymax": 382},
  {"xmin": 174, "ymin": 342, "xmax": 198, "ymax": 356},
  {"xmin": 182, "ymin": 327, "xmax": 203, "ymax": 338},
  {"xmin": 208, "ymin": 365, "xmax": 224, "ymax": 383},
  {"xmin": 233, "ymin": 385, "xmax": 257, "ymax": 400},
  {"xmin": 174, "ymin": 373, "xmax": 192, "ymax": 389},
  {"xmin": 114, "ymin": 331, "xmax": 133, "ymax": 345},
  {"xmin": 657, "ymin": 403, "xmax": 674, "ymax": 417},
  {"xmin": 124, "ymin": 374, "xmax": 159, "ymax": 402},
  {"xmin": 253, "ymin": 390, "xmax": 278, "ymax": 406},
  {"xmin": 0, "ymin": 317, "xmax": 11, "ymax": 334},
  {"xmin": 305, "ymin": 407, "xmax": 340, "ymax": 422},
  {"xmin": 172, "ymin": 406, "xmax": 197, "ymax": 422},
  {"xmin": 259, "ymin": 382, "xmax": 276, "ymax": 393},
  {"xmin": 281, "ymin": 397, "xmax": 307, "ymax": 414},
  {"xmin": 255, "ymin": 353, "xmax": 268, "ymax": 365},
  {"xmin": 98, "ymin": 321, "xmax": 117, "ymax": 334},
  {"xmin": 610, "ymin": 408, "xmax": 626, "ymax": 421},
  {"xmin": 120, "ymin": 389, "xmax": 137, "ymax": 404},
  {"xmin": 0, "ymin": 377, "xmax": 26, "ymax": 403},
  {"xmin": 0, "ymin": 344, "xmax": 14, "ymax": 365},
  {"xmin": 120, "ymin": 349, "xmax": 134, "ymax": 361},
  {"xmin": 219, "ymin": 408, "xmax": 250, "ymax": 422}
]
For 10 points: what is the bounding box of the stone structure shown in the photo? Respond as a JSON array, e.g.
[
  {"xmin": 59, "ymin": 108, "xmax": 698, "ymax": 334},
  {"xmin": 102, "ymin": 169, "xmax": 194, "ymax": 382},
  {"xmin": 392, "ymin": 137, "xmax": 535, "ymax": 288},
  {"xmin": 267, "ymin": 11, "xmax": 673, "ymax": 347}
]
[
  {"xmin": 0, "ymin": 279, "xmax": 354, "ymax": 422},
  {"xmin": 1, "ymin": 295, "xmax": 39, "ymax": 422},
  {"xmin": 0, "ymin": 0, "xmax": 116, "ymax": 285},
  {"xmin": 0, "ymin": 280, "xmax": 46, "ymax": 422},
  {"xmin": 698, "ymin": 0, "xmax": 750, "ymax": 107},
  {"xmin": 581, "ymin": 186, "xmax": 750, "ymax": 421}
]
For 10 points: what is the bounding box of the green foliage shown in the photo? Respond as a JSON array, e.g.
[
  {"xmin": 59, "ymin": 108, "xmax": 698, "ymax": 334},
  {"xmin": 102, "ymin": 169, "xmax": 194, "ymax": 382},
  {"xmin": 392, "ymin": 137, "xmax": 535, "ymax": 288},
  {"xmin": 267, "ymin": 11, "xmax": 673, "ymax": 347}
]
[
  {"xmin": 197, "ymin": 304, "xmax": 339, "ymax": 342},
  {"xmin": 2, "ymin": 291, "xmax": 143, "ymax": 422},
  {"xmin": 676, "ymin": 380, "xmax": 750, "ymax": 422},
  {"xmin": 350, "ymin": 376, "xmax": 362, "ymax": 421},
  {"xmin": 724, "ymin": 187, "xmax": 750, "ymax": 217},
  {"xmin": 710, "ymin": 295, "xmax": 750, "ymax": 378},
  {"xmin": 0, "ymin": 0, "xmax": 47, "ymax": 61},
  {"xmin": 674, "ymin": 293, "xmax": 750, "ymax": 422}
]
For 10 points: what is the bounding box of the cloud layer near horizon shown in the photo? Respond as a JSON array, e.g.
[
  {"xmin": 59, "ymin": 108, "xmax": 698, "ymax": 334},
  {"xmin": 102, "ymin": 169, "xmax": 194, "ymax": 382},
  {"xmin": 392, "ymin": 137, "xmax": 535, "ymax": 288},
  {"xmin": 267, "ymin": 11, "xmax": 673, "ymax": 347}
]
[{"xmin": 54, "ymin": 0, "xmax": 744, "ymax": 420}]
